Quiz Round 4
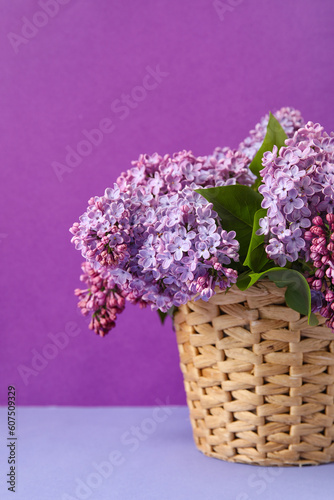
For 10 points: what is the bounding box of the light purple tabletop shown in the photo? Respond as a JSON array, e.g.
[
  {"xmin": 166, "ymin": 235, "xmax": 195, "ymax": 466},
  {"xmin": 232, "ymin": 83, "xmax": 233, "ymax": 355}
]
[{"xmin": 0, "ymin": 406, "xmax": 333, "ymax": 499}]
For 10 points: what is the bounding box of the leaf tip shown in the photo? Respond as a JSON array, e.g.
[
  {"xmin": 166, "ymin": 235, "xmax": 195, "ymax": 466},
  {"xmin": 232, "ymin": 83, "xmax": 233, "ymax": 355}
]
[{"xmin": 309, "ymin": 313, "xmax": 319, "ymax": 327}]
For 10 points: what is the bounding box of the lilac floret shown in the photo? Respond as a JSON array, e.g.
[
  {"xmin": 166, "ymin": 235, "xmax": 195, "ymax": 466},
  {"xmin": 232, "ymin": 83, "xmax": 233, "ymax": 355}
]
[{"xmin": 70, "ymin": 147, "xmax": 246, "ymax": 333}]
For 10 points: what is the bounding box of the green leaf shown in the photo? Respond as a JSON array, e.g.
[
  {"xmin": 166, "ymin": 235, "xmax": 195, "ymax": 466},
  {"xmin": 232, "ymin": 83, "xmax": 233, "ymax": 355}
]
[
  {"xmin": 157, "ymin": 310, "xmax": 167, "ymax": 324},
  {"xmin": 236, "ymin": 267, "xmax": 318, "ymax": 326},
  {"xmin": 157, "ymin": 306, "xmax": 176, "ymax": 325},
  {"xmin": 195, "ymin": 185, "xmax": 262, "ymax": 261},
  {"xmin": 249, "ymin": 112, "xmax": 288, "ymax": 189},
  {"xmin": 236, "ymin": 268, "xmax": 267, "ymax": 290},
  {"xmin": 236, "ymin": 270, "xmax": 252, "ymax": 290},
  {"xmin": 243, "ymin": 208, "xmax": 268, "ymax": 272}
]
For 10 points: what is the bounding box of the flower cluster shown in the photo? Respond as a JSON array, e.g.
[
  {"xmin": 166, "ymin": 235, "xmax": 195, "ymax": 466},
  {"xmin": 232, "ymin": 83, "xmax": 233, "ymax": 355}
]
[
  {"xmin": 305, "ymin": 215, "xmax": 334, "ymax": 329},
  {"xmin": 70, "ymin": 147, "xmax": 251, "ymax": 334},
  {"xmin": 239, "ymin": 107, "xmax": 304, "ymax": 160},
  {"xmin": 257, "ymin": 121, "xmax": 334, "ymax": 267},
  {"xmin": 74, "ymin": 262, "xmax": 126, "ymax": 336},
  {"xmin": 117, "ymin": 147, "xmax": 255, "ymax": 195}
]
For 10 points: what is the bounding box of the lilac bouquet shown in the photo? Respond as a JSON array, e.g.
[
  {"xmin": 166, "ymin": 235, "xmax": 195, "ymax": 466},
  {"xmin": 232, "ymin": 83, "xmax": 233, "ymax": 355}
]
[{"xmin": 70, "ymin": 108, "xmax": 334, "ymax": 336}]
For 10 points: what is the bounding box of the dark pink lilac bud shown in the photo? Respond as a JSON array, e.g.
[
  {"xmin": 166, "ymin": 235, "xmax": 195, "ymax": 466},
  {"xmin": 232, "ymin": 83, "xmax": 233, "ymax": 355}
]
[
  {"xmin": 325, "ymin": 291, "xmax": 334, "ymax": 301},
  {"xmin": 320, "ymin": 306, "xmax": 331, "ymax": 318},
  {"xmin": 304, "ymin": 231, "xmax": 313, "ymax": 241},
  {"xmin": 327, "ymin": 242, "xmax": 334, "ymax": 252},
  {"xmin": 312, "ymin": 216, "xmax": 323, "ymax": 226},
  {"xmin": 312, "ymin": 279, "xmax": 322, "ymax": 291},
  {"xmin": 310, "ymin": 226, "xmax": 324, "ymax": 236},
  {"xmin": 317, "ymin": 236, "xmax": 327, "ymax": 246}
]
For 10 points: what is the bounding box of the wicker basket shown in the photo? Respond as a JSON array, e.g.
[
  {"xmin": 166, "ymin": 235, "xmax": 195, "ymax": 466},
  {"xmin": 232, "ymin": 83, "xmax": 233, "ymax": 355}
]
[{"xmin": 174, "ymin": 280, "xmax": 334, "ymax": 466}]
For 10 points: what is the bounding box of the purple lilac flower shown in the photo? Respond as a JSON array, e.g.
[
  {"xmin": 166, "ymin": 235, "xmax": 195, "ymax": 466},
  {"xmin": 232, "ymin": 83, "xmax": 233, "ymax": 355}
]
[
  {"xmin": 273, "ymin": 177, "xmax": 294, "ymax": 199},
  {"xmin": 70, "ymin": 148, "xmax": 246, "ymax": 334},
  {"xmin": 282, "ymin": 189, "xmax": 304, "ymax": 214},
  {"xmin": 72, "ymin": 108, "xmax": 334, "ymax": 336}
]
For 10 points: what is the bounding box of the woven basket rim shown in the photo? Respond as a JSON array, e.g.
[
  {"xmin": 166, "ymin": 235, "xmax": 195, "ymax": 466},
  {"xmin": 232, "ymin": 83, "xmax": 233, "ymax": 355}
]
[{"xmin": 175, "ymin": 280, "xmax": 334, "ymax": 466}]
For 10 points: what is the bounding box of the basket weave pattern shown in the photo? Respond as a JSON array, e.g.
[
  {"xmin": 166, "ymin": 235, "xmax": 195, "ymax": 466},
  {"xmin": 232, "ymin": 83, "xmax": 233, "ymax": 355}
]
[{"xmin": 174, "ymin": 281, "xmax": 334, "ymax": 466}]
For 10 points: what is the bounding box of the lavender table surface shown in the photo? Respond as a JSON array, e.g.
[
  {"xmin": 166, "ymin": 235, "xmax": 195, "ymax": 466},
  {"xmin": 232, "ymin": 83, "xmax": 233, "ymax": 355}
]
[{"xmin": 0, "ymin": 406, "xmax": 333, "ymax": 500}]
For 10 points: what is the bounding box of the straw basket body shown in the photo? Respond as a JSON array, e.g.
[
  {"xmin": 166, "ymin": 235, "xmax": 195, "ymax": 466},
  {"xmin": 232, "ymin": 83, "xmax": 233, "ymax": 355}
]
[{"xmin": 174, "ymin": 280, "xmax": 334, "ymax": 466}]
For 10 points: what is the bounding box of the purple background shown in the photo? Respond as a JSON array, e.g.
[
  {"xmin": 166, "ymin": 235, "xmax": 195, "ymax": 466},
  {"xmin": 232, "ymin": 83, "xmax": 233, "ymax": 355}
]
[{"xmin": 1, "ymin": 0, "xmax": 334, "ymax": 406}]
